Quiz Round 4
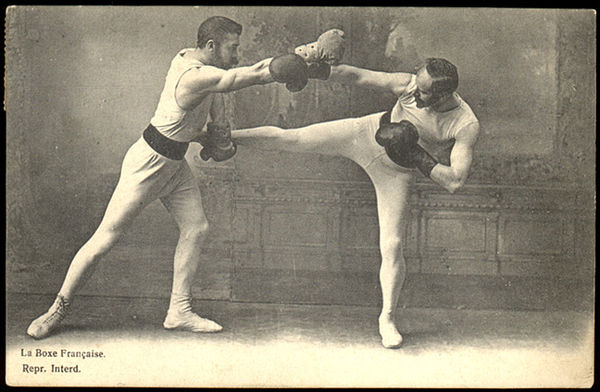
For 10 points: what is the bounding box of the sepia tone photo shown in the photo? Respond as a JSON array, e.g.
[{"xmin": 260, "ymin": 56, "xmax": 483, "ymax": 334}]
[{"xmin": 5, "ymin": 6, "xmax": 595, "ymax": 387}]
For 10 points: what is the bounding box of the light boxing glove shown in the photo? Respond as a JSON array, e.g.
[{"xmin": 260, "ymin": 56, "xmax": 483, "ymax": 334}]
[{"xmin": 294, "ymin": 29, "xmax": 346, "ymax": 65}]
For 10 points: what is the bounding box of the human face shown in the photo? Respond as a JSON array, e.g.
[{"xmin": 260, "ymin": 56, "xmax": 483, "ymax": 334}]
[
  {"xmin": 215, "ymin": 33, "xmax": 240, "ymax": 69},
  {"xmin": 414, "ymin": 66, "xmax": 442, "ymax": 108}
]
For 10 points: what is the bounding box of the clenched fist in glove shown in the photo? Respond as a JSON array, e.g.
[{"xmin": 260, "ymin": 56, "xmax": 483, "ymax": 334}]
[
  {"xmin": 375, "ymin": 116, "xmax": 439, "ymax": 177},
  {"xmin": 269, "ymin": 54, "xmax": 309, "ymax": 92},
  {"xmin": 198, "ymin": 121, "xmax": 237, "ymax": 162},
  {"xmin": 294, "ymin": 29, "xmax": 346, "ymax": 65}
]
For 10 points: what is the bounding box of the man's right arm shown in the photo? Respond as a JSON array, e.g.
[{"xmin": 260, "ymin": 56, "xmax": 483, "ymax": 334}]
[
  {"xmin": 328, "ymin": 64, "xmax": 413, "ymax": 97},
  {"xmin": 182, "ymin": 58, "xmax": 275, "ymax": 95}
]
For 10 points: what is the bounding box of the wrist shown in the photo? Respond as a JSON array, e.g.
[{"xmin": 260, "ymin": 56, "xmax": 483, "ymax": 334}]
[
  {"xmin": 413, "ymin": 145, "xmax": 438, "ymax": 178},
  {"xmin": 261, "ymin": 67, "xmax": 274, "ymax": 84},
  {"xmin": 307, "ymin": 63, "xmax": 331, "ymax": 80}
]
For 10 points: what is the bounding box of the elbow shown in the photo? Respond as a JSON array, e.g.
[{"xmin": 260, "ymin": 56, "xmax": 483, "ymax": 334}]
[{"xmin": 445, "ymin": 180, "xmax": 464, "ymax": 194}]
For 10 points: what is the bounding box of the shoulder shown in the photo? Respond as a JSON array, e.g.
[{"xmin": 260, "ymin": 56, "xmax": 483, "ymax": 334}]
[
  {"xmin": 395, "ymin": 73, "xmax": 417, "ymax": 99},
  {"xmin": 179, "ymin": 65, "xmax": 226, "ymax": 90},
  {"xmin": 456, "ymin": 94, "xmax": 478, "ymax": 122},
  {"xmin": 454, "ymin": 120, "xmax": 479, "ymax": 146},
  {"xmin": 455, "ymin": 95, "xmax": 479, "ymax": 133}
]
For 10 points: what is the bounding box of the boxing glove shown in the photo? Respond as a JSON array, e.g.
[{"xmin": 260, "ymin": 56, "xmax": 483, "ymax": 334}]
[
  {"xmin": 375, "ymin": 120, "xmax": 419, "ymax": 148},
  {"xmin": 203, "ymin": 141, "xmax": 237, "ymax": 162},
  {"xmin": 375, "ymin": 119, "xmax": 439, "ymax": 177},
  {"xmin": 269, "ymin": 54, "xmax": 309, "ymax": 92},
  {"xmin": 294, "ymin": 29, "xmax": 345, "ymax": 65},
  {"xmin": 199, "ymin": 122, "xmax": 237, "ymax": 162}
]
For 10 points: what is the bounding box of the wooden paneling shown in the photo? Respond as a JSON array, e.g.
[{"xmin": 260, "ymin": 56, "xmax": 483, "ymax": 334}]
[
  {"xmin": 500, "ymin": 215, "xmax": 565, "ymax": 257},
  {"xmin": 423, "ymin": 213, "xmax": 487, "ymax": 253},
  {"xmin": 264, "ymin": 208, "xmax": 328, "ymax": 248},
  {"xmin": 227, "ymin": 170, "xmax": 592, "ymax": 306},
  {"xmin": 8, "ymin": 168, "xmax": 592, "ymax": 311},
  {"xmin": 340, "ymin": 207, "xmax": 379, "ymax": 250}
]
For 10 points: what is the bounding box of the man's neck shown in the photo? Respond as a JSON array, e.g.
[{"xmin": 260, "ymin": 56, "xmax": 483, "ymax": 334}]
[
  {"xmin": 431, "ymin": 94, "xmax": 460, "ymax": 113},
  {"xmin": 186, "ymin": 48, "xmax": 213, "ymax": 65}
]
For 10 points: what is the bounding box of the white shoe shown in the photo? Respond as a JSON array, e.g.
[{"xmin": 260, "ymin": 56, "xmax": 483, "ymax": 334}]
[
  {"xmin": 27, "ymin": 295, "xmax": 71, "ymax": 339},
  {"xmin": 163, "ymin": 310, "xmax": 223, "ymax": 333},
  {"xmin": 378, "ymin": 316, "xmax": 403, "ymax": 349}
]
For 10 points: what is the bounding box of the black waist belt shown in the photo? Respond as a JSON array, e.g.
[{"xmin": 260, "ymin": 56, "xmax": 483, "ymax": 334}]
[
  {"xmin": 143, "ymin": 124, "xmax": 189, "ymax": 161},
  {"xmin": 379, "ymin": 111, "xmax": 392, "ymax": 126}
]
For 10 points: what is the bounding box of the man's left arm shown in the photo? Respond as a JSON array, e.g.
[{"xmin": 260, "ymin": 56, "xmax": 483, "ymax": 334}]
[{"xmin": 429, "ymin": 122, "xmax": 480, "ymax": 193}]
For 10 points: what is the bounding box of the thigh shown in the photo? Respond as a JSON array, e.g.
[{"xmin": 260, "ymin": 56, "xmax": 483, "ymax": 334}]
[
  {"xmin": 279, "ymin": 116, "xmax": 364, "ymax": 157},
  {"xmin": 367, "ymin": 159, "xmax": 415, "ymax": 241},
  {"xmin": 97, "ymin": 174, "xmax": 156, "ymax": 234},
  {"xmin": 160, "ymin": 163, "xmax": 207, "ymax": 229},
  {"xmin": 97, "ymin": 139, "xmax": 174, "ymax": 233}
]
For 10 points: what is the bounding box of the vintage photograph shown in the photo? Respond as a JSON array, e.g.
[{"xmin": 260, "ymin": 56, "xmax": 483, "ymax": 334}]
[{"xmin": 5, "ymin": 6, "xmax": 595, "ymax": 387}]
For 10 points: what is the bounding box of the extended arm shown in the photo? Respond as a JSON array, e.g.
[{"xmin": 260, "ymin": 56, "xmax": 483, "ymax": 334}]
[
  {"xmin": 182, "ymin": 58, "xmax": 274, "ymax": 95},
  {"xmin": 328, "ymin": 64, "xmax": 413, "ymax": 96},
  {"xmin": 429, "ymin": 122, "xmax": 480, "ymax": 193}
]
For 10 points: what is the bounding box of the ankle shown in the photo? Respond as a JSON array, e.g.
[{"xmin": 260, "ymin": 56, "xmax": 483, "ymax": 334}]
[
  {"xmin": 168, "ymin": 292, "xmax": 193, "ymax": 314},
  {"xmin": 57, "ymin": 293, "xmax": 72, "ymax": 303},
  {"xmin": 379, "ymin": 311, "xmax": 395, "ymax": 321}
]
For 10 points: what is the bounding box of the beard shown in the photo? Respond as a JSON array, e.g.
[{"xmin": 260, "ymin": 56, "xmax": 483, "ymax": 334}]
[
  {"xmin": 215, "ymin": 49, "xmax": 238, "ymax": 70},
  {"xmin": 415, "ymin": 93, "xmax": 444, "ymax": 108},
  {"xmin": 415, "ymin": 95, "xmax": 428, "ymax": 108}
]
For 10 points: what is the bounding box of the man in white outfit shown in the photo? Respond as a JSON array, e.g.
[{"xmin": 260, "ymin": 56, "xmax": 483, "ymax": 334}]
[
  {"xmin": 232, "ymin": 57, "xmax": 480, "ymax": 348},
  {"xmin": 27, "ymin": 16, "xmax": 309, "ymax": 339}
]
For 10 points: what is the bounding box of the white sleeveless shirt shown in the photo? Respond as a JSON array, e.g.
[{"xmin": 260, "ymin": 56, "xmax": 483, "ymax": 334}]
[
  {"xmin": 150, "ymin": 48, "xmax": 214, "ymax": 142},
  {"xmin": 390, "ymin": 74, "xmax": 479, "ymax": 165}
]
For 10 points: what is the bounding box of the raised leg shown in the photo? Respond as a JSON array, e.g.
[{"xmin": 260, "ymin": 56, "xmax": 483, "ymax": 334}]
[{"xmin": 232, "ymin": 116, "xmax": 363, "ymax": 158}]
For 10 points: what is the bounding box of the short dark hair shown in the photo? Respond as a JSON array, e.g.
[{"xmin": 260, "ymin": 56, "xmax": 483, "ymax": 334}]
[
  {"xmin": 197, "ymin": 16, "xmax": 242, "ymax": 48},
  {"xmin": 424, "ymin": 58, "xmax": 459, "ymax": 96}
]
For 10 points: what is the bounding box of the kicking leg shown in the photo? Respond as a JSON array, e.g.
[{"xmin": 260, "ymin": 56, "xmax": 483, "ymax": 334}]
[
  {"xmin": 160, "ymin": 164, "xmax": 222, "ymax": 333},
  {"xmin": 232, "ymin": 116, "xmax": 363, "ymax": 158}
]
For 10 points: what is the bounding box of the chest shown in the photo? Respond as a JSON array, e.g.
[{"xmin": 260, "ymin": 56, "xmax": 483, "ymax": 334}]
[{"xmin": 391, "ymin": 101, "xmax": 456, "ymax": 145}]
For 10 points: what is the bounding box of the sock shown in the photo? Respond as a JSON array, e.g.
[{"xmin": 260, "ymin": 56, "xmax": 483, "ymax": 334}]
[
  {"xmin": 168, "ymin": 292, "xmax": 193, "ymax": 314},
  {"xmin": 57, "ymin": 292, "xmax": 72, "ymax": 302}
]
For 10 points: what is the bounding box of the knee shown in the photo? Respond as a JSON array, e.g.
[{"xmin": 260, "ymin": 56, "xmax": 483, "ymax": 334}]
[
  {"xmin": 180, "ymin": 220, "xmax": 209, "ymax": 243},
  {"xmin": 380, "ymin": 236, "xmax": 404, "ymax": 261},
  {"xmin": 87, "ymin": 226, "xmax": 124, "ymax": 256}
]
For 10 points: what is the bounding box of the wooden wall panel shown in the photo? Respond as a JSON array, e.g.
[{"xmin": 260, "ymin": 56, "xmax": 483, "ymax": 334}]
[
  {"xmin": 500, "ymin": 216, "xmax": 565, "ymax": 257},
  {"xmin": 423, "ymin": 213, "xmax": 487, "ymax": 253},
  {"xmin": 228, "ymin": 174, "xmax": 592, "ymax": 307}
]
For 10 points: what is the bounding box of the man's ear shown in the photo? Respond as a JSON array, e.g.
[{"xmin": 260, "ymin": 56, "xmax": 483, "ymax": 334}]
[{"xmin": 206, "ymin": 40, "xmax": 216, "ymax": 51}]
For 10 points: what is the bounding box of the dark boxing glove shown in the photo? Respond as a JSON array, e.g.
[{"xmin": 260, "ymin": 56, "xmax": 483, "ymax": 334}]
[
  {"xmin": 269, "ymin": 54, "xmax": 309, "ymax": 92},
  {"xmin": 375, "ymin": 120, "xmax": 419, "ymax": 148},
  {"xmin": 375, "ymin": 118, "xmax": 439, "ymax": 177},
  {"xmin": 199, "ymin": 122, "xmax": 237, "ymax": 162}
]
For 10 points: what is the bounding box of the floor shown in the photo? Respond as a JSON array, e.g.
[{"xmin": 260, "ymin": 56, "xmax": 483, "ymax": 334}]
[{"xmin": 5, "ymin": 293, "xmax": 594, "ymax": 388}]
